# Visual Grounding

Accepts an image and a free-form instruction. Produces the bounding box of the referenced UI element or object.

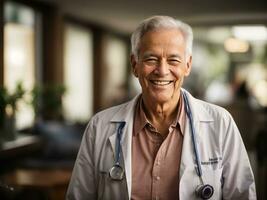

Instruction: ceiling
[35,0,267,34]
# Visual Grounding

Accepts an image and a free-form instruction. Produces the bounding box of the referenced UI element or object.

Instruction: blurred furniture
[21,120,84,169]
[3,169,72,200]
[0,134,43,199]
[0,121,85,200]
[0,134,42,160]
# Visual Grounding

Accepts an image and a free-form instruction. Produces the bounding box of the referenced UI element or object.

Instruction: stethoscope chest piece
[109,164,124,181]
[109,122,126,181]
[195,184,214,199]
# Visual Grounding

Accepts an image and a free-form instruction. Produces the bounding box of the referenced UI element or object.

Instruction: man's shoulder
[90,95,139,124]
[196,97,228,112]
[191,95,233,121]
[95,101,131,117]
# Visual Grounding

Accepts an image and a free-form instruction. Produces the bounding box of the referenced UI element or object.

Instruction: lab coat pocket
[179,167,223,200]
[98,171,108,200]
[97,170,128,200]
[202,167,223,200]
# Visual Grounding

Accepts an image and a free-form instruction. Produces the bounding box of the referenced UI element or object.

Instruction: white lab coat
[66,90,256,200]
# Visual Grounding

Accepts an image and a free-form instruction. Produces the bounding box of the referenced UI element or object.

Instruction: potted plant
[31,84,66,122]
[0,87,7,131]
[0,82,25,141]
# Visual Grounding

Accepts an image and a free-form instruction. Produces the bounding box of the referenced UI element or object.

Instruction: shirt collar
[172,93,186,135]
[133,97,149,136]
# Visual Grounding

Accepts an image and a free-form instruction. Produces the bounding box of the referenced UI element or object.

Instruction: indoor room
[0,0,266,199]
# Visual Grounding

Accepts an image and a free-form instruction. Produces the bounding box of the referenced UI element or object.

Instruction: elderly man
[66,16,256,200]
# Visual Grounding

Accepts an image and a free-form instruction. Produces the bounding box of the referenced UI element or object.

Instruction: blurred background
[0,0,266,199]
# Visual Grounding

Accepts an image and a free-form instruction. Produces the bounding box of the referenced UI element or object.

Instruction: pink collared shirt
[131,94,186,200]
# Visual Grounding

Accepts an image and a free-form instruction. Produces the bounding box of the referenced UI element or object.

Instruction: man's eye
[168,59,180,65]
[144,58,158,64]
[146,58,157,61]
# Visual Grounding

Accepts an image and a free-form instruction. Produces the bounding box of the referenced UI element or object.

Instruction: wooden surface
[4,169,71,187]
[3,169,72,200]
[0,134,72,200]
[0,134,42,160]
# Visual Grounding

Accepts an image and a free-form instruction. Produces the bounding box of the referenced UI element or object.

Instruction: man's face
[131,28,192,104]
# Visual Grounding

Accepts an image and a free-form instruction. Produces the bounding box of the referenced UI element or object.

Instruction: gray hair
[131,15,193,60]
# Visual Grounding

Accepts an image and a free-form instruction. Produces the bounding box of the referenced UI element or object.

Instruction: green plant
[0,87,7,127]
[31,85,42,116]
[0,82,25,128]
[31,84,66,120]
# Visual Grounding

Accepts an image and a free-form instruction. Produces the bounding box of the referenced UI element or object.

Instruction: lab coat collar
[182,89,214,123]
[109,89,215,123]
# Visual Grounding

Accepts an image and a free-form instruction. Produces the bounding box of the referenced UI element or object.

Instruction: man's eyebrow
[142,52,157,58]
[168,54,182,59]
[141,52,182,59]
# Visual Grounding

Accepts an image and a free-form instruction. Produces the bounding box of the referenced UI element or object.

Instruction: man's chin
[150,94,173,104]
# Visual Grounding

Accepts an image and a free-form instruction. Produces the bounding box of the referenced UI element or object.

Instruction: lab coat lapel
[108,120,133,198]
[108,130,117,160]
[180,112,196,177]
[121,120,134,199]
[109,95,140,199]
[179,90,213,179]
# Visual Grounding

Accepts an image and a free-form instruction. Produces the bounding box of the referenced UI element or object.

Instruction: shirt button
[156,176,160,180]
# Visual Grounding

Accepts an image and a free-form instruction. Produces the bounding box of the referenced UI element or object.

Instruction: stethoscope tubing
[115,122,126,165]
[182,92,203,178]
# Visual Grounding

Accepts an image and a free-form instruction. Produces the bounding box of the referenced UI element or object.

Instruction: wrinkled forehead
[138,29,186,54]
[141,28,185,42]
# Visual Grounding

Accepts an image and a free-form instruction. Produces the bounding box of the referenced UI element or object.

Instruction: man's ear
[131,54,138,77]
[185,55,192,76]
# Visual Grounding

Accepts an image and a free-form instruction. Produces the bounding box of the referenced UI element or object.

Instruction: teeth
[151,80,172,85]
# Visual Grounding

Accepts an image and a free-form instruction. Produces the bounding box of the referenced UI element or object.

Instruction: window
[189,25,267,106]
[102,34,128,108]
[4,2,38,129]
[63,23,93,122]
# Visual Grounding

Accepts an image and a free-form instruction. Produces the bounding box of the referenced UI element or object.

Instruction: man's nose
[155,60,169,75]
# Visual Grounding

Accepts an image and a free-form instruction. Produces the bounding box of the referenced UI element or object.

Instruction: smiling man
[66,16,256,200]
[131,25,192,137]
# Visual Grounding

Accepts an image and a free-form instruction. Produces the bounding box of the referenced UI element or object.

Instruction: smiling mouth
[150,80,173,86]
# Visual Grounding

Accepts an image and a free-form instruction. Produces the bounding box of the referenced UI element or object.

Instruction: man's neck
[141,93,180,136]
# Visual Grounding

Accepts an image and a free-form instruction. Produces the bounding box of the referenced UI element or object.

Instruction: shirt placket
[151,132,165,200]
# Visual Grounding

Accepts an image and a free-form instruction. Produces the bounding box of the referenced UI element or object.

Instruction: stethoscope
[109,92,214,199]
[109,121,126,181]
[182,92,214,199]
